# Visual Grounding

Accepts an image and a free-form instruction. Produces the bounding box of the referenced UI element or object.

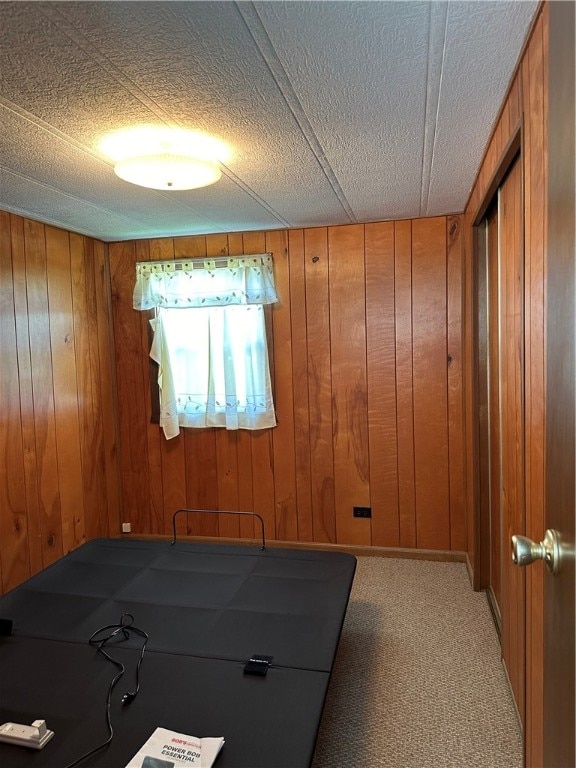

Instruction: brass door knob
[511,529,561,575]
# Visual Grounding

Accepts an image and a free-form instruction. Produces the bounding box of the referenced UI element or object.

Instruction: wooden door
[499,157,525,720]
[477,201,503,631]
[541,1,575,764]
[542,220,575,763]
[477,154,525,720]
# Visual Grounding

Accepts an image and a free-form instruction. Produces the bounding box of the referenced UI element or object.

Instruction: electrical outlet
[353,506,372,518]
[122,522,132,533]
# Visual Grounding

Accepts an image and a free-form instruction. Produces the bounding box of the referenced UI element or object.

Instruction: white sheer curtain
[133,255,278,309]
[133,255,278,439]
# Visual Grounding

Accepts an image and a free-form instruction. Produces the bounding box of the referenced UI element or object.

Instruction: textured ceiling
[0,1,538,242]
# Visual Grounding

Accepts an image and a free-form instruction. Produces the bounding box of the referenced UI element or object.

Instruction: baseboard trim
[465,552,475,586]
[486,586,502,641]
[118,533,467,563]
[500,657,523,731]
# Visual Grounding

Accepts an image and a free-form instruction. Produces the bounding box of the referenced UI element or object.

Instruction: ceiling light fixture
[114,153,221,191]
[99,126,230,191]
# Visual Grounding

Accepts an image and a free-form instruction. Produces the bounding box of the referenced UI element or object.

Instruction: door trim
[473,124,522,227]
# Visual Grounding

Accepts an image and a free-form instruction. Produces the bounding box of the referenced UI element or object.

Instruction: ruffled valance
[133,254,278,310]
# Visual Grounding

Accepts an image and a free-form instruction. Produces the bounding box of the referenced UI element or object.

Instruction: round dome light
[114,153,222,190]
[100,126,230,191]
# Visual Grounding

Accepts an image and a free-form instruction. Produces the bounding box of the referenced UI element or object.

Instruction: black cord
[62,613,149,768]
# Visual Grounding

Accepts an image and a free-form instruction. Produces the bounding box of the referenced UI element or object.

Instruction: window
[133,255,278,439]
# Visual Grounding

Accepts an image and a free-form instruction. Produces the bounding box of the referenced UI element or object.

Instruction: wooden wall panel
[0,214,120,593]
[25,218,63,567]
[268,229,297,542]
[136,239,163,536]
[108,215,464,551]
[9,216,44,577]
[85,237,111,541]
[110,240,150,531]
[94,240,121,539]
[446,216,466,550]
[214,429,240,536]
[288,229,313,542]
[46,226,85,551]
[71,233,104,543]
[412,217,450,549]
[0,211,30,592]
[304,227,335,543]
[462,209,476,574]
[394,220,417,548]
[184,428,219,536]
[365,221,399,546]
[328,224,371,546]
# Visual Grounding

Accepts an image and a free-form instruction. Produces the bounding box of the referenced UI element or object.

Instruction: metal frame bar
[170,508,266,550]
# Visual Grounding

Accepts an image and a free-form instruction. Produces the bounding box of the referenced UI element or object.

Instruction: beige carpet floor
[311,557,522,768]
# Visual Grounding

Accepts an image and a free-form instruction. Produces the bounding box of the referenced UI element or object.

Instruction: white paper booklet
[125,727,225,768]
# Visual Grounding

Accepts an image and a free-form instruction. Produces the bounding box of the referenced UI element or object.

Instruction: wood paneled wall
[109,216,466,551]
[462,5,548,764]
[0,212,120,593]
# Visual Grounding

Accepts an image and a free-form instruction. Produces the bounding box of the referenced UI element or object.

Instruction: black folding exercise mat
[0,537,356,767]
